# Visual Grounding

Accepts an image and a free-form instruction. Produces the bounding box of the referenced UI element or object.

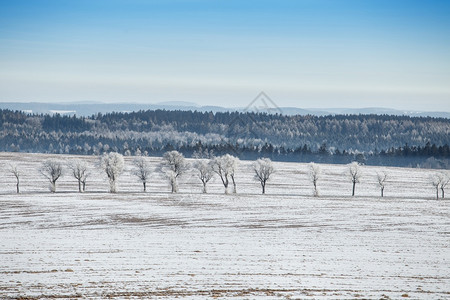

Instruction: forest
[0,109,449,168]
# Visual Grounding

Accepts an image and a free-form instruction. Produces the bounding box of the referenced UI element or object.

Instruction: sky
[0,0,449,111]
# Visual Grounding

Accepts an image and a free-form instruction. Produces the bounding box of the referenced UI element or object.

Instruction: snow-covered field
[0,152,449,299]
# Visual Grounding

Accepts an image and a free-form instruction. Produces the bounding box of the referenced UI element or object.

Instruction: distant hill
[0,101,449,119]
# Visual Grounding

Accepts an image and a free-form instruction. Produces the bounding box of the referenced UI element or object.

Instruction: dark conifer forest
[1,109,449,168]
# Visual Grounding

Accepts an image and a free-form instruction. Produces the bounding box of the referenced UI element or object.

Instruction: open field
[0,152,449,299]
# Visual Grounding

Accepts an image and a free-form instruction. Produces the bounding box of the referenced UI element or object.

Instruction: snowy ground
[0,152,449,299]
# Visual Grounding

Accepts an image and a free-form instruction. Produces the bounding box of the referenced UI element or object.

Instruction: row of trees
[6,151,449,199]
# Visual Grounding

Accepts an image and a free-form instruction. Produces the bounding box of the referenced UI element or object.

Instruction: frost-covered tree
[253,158,275,194]
[100,152,124,193]
[431,172,449,199]
[161,150,189,193]
[193,159,214,193]
[9,164,20,194]
[40,159,63,193]
[132,156,152,192]
[376,171,387,197]
[348,161,361,196]
[430,173,443,200]
[308,162,321,197]
[192,148,214,159]
[68,159,89,193]
[212,154,239,194]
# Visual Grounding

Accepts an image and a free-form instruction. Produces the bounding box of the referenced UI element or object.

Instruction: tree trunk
[78,180,82,193]
[110,180,116,193]
[441,187,445,199]
[381,187,384,197]
[50,181,56,193]
[436,188,439,200]
[261,182,265,194]
[82,181,86,192]
[171,178,178,193]
[231,175,236,194]
[352,181,356,196]
[221,176,228,194]
[143,182,146,192]
[16,178,19,194]
[202,182,207,193]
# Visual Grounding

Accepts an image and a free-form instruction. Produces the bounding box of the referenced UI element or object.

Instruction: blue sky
[0,0,449,111]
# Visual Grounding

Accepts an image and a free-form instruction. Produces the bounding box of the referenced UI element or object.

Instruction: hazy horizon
[0,98,449,112]
[1,0,449,111]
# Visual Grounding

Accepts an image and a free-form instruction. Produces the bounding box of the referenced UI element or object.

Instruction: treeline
[1,109,449,168]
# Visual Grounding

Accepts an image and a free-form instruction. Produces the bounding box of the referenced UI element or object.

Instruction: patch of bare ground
[109,214,189,226]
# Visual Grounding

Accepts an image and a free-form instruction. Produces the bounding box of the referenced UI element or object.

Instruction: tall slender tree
[377,171,387,197]
[348,162,361,196]
[308,162,321,197]
[9,164,20,194]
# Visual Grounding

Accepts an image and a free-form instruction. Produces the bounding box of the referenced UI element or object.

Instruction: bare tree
[254,158,275,194]
[68,159,89,193]
[193,159,214,193]
[348,161,361,196]
[212,154,239,194]
[376,171,387,197]
[308,162,321,197]
[132,157,152,192]
[9,164,20,194]
[40,159,63,193]
[161,150,189,193]
[100,152,124,193]
[430,173,442,200]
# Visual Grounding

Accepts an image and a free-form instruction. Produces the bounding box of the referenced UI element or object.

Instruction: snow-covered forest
[1,109,449,168]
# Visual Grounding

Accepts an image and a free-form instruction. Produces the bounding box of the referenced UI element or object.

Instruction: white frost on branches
[193,159,214,193]
[161,150,189,193]
[100,152,124,193]
[68,159,89,193]
[253,158,275,194]
[430,172,449,199]
[212,154,239,194]
[376,171,387,197]
[132,157,152,192]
